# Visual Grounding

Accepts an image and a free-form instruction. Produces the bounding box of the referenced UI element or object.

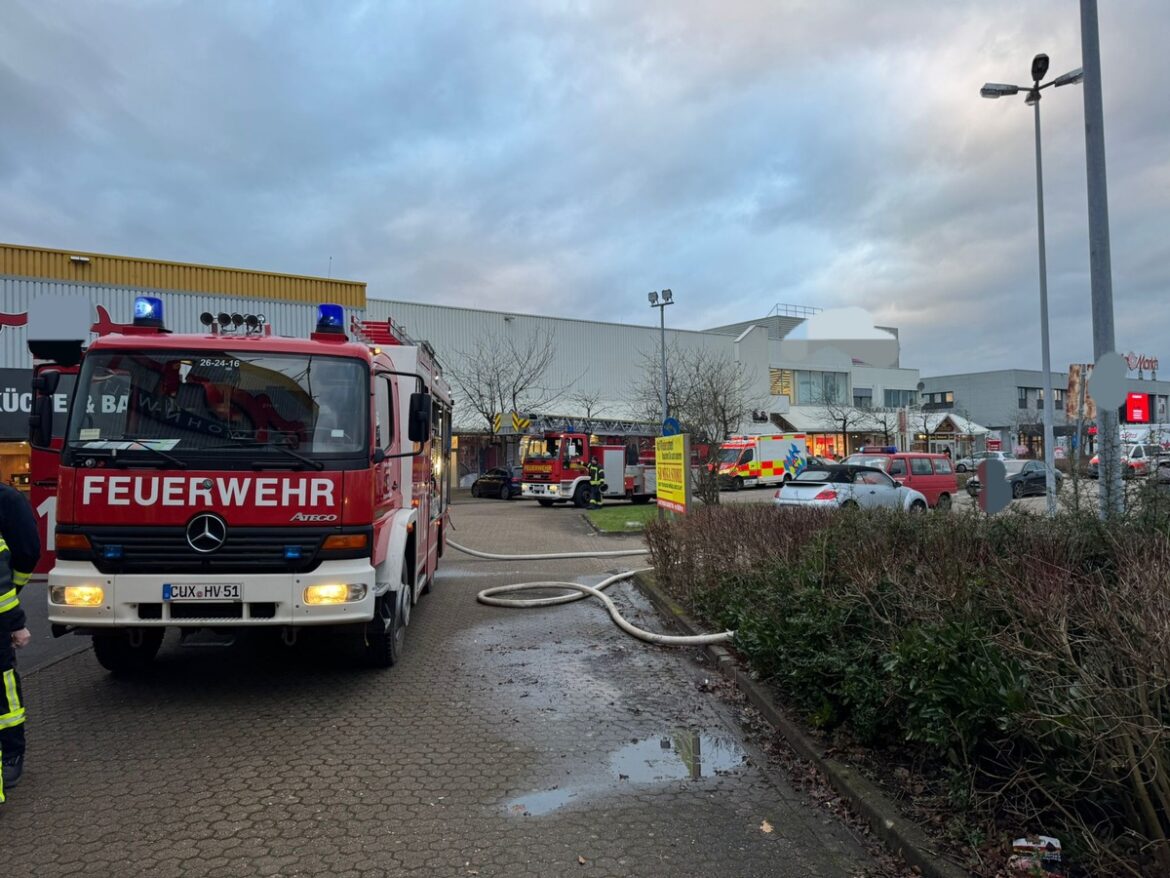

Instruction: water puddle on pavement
[611,732,746,782]
[505,731,747,816]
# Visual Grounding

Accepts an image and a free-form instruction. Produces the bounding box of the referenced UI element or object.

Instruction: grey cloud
[1,0,1167,377]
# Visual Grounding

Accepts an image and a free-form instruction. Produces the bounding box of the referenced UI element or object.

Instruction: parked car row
[965,459,1063,499]
[841,450,957,510]
[773,465,929,511]
[1088,443,1167,478]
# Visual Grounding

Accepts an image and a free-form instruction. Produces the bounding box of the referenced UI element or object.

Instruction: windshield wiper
[204,437,325,471]
[74,439,189,469]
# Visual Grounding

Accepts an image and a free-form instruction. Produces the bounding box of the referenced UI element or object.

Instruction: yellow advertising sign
[655,434,690,514]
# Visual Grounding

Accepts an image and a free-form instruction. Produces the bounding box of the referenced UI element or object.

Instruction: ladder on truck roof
[349,316,441,365]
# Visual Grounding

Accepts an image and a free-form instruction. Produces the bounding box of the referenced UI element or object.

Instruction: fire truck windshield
[527,436,584,462]
[64,350,369,464]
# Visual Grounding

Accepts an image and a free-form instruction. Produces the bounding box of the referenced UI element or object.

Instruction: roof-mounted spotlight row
[200,311,267,335]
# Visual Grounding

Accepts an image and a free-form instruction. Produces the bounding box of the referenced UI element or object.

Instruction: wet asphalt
[3,493,873,877]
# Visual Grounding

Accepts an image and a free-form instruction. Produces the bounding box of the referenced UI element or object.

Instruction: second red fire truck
[520,432,656,507]
[28,296,452,671]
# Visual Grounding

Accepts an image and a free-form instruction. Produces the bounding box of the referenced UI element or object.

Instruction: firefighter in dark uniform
[0,482,40,803]
[587,456,604,508]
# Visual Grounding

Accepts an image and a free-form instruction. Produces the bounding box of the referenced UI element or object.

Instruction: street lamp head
[980,83,1020,99]
[1025,87,1040,106]
[648,291,658,305]
[1053,67,1084,87]
[1031,53,1050,83]
[661,288,672,303]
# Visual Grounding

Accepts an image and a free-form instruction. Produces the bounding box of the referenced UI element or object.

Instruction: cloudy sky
[2,1,1167,376]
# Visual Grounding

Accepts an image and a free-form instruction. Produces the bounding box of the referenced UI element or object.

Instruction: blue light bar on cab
[316,303,345,334]
[133,295,165,327]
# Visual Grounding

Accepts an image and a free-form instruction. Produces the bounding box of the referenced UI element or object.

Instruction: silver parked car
[773,465,930,511]
[954,450,1013,473]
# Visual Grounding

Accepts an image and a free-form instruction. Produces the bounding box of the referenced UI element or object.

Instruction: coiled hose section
[447,540,734,646]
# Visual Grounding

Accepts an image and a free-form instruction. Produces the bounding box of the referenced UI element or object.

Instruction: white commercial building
[366,299,924,467]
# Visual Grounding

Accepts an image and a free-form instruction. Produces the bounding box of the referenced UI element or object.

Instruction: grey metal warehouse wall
[0,278,365,369]
[365,298,732,427]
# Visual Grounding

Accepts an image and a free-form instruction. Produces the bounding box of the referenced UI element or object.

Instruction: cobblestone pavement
[3,494,874,878]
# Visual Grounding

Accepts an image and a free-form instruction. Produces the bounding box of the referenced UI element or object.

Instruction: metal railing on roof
[767,303,823,319]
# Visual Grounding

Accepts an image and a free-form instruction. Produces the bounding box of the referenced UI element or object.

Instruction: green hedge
[645,505,1170,876]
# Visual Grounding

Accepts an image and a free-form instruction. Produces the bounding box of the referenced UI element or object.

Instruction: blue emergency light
[316,303,345,333]
[133,295,165,327]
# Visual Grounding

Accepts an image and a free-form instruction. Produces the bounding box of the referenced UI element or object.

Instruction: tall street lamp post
[648,289,674,423]
[982,55,1084,517]
[649,289,673,521]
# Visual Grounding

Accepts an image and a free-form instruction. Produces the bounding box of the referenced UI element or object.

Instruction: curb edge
[633,571,970,878]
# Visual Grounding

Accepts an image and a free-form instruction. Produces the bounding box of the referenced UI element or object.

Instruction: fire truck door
[30,365,77,578]
[602,449,624,496]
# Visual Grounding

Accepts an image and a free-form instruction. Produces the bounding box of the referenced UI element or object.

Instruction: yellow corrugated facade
[0,242,365,308]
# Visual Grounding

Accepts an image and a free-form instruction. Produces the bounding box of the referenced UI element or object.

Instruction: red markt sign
[1127,392,1151,424]
[986,438,1002,451]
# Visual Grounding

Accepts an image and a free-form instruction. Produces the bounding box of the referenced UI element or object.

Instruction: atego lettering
[81,475,336,508]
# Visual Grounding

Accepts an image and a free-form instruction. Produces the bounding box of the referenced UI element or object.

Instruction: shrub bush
[648,505,1170,876]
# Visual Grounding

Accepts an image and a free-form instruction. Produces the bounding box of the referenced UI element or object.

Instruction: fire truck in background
[521,432,656,507]
[714,433,809,490]
[27,294,452,672]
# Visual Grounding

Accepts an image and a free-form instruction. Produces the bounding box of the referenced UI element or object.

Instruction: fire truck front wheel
[573,483,590,508]
[92,628,165,675]
[360,581,407,668]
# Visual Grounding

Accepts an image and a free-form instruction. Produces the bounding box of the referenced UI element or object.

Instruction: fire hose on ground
[445,540,735,647]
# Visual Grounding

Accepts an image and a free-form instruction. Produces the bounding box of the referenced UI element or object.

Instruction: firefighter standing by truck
[0,482,40,803]
[587,456,604,508]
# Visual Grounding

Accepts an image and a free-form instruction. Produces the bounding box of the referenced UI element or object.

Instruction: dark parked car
[966,459,1063,500]
[470,466,522,500]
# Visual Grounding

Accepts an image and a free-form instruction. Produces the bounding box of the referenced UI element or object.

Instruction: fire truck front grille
[81,526,336,575]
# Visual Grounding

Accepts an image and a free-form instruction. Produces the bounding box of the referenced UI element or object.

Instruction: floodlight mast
[979,54,1086,517]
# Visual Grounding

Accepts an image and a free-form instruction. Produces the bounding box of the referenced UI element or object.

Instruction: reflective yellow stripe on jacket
[0,588,18,615]
[0,668,24,730]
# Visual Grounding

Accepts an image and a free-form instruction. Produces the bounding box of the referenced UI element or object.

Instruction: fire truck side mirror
[408,392,433,444]
[29,395,54,449]
[34,370,61,396]
[29,369,62,449]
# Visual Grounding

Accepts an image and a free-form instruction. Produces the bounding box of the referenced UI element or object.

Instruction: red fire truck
[27,295,452,671]
[521,432,656,507]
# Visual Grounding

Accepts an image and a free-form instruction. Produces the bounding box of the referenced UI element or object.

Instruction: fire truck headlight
[303,583,367,605]
[548,485,558,494]
[51,585,105,607]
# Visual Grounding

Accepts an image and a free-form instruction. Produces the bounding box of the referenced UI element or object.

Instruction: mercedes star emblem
[186,513,228,554]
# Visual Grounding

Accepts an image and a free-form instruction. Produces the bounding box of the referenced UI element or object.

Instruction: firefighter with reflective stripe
[587,456,603,508]
[0,483,40,803]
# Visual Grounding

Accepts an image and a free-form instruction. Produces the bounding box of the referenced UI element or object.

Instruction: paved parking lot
[4,494,875,878]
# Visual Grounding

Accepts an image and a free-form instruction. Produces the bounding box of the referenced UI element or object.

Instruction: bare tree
[448,326,569,433]
[811,395,870,457]
[867,408,900,445]
[569,389,605,434]
[629,342,761,505]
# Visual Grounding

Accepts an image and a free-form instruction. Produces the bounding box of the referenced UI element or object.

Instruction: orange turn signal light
[322,534,368,551]
[56,533,92,551]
